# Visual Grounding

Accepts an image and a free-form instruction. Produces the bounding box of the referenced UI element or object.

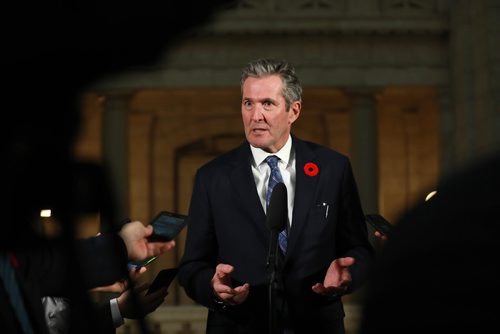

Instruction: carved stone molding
[233,0,347,13]
[204,0,449,34]
[382,0,438,15]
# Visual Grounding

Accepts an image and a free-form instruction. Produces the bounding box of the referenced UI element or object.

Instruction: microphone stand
[266,182,287,334]
[266,229,281,334]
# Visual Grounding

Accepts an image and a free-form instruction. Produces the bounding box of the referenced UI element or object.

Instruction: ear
[288,101,301,124]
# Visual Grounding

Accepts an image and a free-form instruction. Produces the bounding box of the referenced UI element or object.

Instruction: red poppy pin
[8,253,18,268]
[304,162,319,177]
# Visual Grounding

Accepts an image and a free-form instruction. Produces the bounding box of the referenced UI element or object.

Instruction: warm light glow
[425,191,437,201]
[40,209,52,217]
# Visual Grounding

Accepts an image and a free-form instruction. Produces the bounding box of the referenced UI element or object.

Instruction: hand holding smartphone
[148,211,188,242]
[365,214,393,236]
[126,211,187,269]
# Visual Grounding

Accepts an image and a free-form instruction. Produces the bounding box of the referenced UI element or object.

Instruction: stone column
[437,87,455,180]
[102,92,132,223]
[348,89,379,216]
[449,0,500,165]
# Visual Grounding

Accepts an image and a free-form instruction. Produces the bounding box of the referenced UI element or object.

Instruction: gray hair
[240,58,302,111]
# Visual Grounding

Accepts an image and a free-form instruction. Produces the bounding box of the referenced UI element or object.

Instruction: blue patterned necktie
[265,155,288,254]
[0,252,34,334]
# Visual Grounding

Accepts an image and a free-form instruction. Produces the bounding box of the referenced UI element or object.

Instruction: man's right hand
[211,263,250,305]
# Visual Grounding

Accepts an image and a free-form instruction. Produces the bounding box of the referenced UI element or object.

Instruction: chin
[248,139,266,149]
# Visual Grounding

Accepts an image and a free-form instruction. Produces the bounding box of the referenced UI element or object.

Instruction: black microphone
[266,182,287,257]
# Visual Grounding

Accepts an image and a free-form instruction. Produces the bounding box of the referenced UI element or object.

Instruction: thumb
[144,225,153,237]
[338,257,355,267]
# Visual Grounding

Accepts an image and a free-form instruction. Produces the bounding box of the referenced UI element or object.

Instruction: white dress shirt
[249,135,296,228]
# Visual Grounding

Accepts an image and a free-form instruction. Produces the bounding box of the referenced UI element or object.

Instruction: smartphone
[146,267,178,295]
[148,211,188,242]
[365,214,393,236]
[127,255,158,271]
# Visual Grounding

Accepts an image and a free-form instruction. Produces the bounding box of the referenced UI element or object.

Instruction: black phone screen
[149,211,188,241]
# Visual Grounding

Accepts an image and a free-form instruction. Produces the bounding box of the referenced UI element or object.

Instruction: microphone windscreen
[266,182,288,231]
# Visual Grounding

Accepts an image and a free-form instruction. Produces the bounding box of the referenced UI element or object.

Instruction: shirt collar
[250,135,292,168]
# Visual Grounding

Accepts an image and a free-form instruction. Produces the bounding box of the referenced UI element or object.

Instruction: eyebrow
[242,97,278,104]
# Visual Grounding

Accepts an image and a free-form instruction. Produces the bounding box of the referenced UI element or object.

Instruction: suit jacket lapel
[229,143,269,239]
[286,137,319,259]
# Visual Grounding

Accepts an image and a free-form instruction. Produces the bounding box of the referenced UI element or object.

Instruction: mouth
[250,128,268,134]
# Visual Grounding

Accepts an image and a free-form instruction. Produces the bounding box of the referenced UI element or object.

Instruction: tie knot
[265,155,279,168]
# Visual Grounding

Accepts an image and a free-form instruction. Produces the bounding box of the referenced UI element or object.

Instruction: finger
[312,283,326,294]
[164,240,176,250]
[340,270,352,283]
[120,280,129,291]
[232,287,250,304]
[214,266,234,285]
[313,283,346,296]
[233,283,250,293]
[338,257,355,267]
[129,266,147,280]
[213,283,235,296]
[93,281,126,293]
[216,263,234,276]
[144,225,153,237]
[147,244,160,256]
[217,290,238,303]
[150,240,175,252]
[374,231,388,240]
[231,284,250,303]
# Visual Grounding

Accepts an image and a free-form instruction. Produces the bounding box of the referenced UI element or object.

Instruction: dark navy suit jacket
[179,135,374,333]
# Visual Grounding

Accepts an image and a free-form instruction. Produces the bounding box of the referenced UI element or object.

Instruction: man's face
[241,75,300,153]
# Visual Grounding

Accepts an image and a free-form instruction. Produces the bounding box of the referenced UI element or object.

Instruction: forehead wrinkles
[242,76,284,102]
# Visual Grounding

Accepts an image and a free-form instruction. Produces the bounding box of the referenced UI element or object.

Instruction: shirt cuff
[110,298,125,327]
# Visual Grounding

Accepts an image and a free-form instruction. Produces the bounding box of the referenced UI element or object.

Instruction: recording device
[148,211,188,242]
[365,214,393,236]
[146,267,178,295]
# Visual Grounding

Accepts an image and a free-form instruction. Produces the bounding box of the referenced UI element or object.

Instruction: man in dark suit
[178,58,375,333]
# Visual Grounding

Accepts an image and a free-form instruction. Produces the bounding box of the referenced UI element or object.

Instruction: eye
[262,100,275,110]
[242,100,253,109]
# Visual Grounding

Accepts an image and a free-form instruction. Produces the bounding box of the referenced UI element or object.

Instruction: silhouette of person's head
[360,152,500,333]
[3,1,236,248]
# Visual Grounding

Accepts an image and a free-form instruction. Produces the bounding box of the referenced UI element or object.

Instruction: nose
[251,105,264,122]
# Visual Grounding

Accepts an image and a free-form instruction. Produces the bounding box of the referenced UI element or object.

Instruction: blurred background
[52,0,498,332]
